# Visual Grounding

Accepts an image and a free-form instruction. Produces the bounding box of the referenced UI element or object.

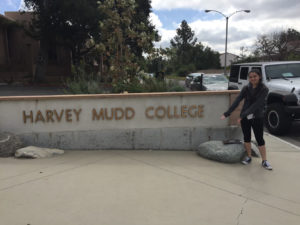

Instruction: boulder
[197,140,245,163]
[15,146,64,159]
[0,132,23,157]
[251,141,261,158]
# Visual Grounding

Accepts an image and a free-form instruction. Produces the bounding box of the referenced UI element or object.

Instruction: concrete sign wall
[0,91,241,150]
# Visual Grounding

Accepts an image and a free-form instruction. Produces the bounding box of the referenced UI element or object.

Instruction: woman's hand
[220,114,226,120]
[237,118,242,124]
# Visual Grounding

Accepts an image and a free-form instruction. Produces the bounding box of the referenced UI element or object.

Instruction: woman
[221,69,272,170]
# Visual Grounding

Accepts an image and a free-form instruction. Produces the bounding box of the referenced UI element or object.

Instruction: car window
[265,63,300,79]
[251,67,262,74]
[212,75,228,82]
[203,75,227,84]
[203,76,211,84]
[240,67,249,80]
[229,65,240,82]
[194,76,202,82]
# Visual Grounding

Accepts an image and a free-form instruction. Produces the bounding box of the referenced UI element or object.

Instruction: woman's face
[248,72,260,86]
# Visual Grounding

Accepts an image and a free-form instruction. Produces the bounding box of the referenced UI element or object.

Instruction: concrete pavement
[0,134,300,225]
[272,121,300,148]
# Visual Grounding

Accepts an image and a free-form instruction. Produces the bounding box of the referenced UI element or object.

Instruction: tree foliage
[147,20,220,77]
[23,0,158,83]
[255,28,300,61]
[90,0,159,85]
[23,0,103,81]
[170,20,197,66]
[24,0,102,63]
[130,0,160,57]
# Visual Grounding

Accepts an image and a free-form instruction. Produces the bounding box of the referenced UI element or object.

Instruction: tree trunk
[34,40,49,83]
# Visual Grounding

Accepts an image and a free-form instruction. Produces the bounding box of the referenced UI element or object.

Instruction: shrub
[64,63,103,94]
[64,75,104,94]
[113,77,185,93]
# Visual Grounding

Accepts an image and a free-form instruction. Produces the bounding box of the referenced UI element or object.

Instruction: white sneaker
[262,160,273,170]
[241,156,252,165]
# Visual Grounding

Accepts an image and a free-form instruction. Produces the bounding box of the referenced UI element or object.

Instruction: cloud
[151,0,300,55]
[152,0,300,19]
[150,12,176,48]
[6,0,17,7]
[150,13,163,29]
[19,0,25,10]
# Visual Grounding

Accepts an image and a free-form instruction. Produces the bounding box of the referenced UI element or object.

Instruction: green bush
[64,75,104,94]
[112,77,185,93]
[167,81,185,92]
[64,61,107,94]
[65,63,185,94]
[112,79,144,93]
[64,64,104,94]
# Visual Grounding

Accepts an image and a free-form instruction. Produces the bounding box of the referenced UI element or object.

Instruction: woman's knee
[257,139,265,146]
[243,136,251,143]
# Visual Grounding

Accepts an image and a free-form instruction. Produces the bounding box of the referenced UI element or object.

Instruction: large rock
[197,140,245,163]
[251,141,261,158]
[0,132,23,157]
[15,146,64,159]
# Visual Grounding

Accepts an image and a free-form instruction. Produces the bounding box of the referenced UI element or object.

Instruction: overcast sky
[150,0,300,55]
[1,0,300,55]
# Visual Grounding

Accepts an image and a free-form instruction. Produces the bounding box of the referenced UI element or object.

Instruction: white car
[185,73,204,88]
[190,74,228,91]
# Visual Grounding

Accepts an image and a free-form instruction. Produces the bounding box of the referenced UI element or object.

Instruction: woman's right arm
[223,86,246,117]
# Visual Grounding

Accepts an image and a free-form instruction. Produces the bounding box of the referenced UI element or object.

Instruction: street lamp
[205,9,250,75]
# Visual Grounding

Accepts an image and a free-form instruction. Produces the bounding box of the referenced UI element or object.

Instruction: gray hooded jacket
[224,83,269,119]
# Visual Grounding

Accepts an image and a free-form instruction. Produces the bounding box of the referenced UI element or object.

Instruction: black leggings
[241,117,265,146]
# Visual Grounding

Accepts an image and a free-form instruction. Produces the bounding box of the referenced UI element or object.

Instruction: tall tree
[170,20,197,66]
[191,43,220,70]
[129,0,160,57]
[170,20,197,49]
[23,0,102,81]
[166,20,220,75]
[95,0,158,84]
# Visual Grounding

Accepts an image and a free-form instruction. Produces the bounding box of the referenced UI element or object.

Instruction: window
[240,67,249,80]
[194,76,202,82]
[251,67,262,74]
[229,65,240,82]
[265,63,300,79]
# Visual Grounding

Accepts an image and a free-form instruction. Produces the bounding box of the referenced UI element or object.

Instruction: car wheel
[265,103,292,135]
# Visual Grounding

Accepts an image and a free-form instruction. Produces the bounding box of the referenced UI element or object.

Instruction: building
[219,53,239,68]
[0,12,71,84]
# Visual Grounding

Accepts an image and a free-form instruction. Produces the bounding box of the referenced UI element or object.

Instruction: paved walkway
[0,134,300,225]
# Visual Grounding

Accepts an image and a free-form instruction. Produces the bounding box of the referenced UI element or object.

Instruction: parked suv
[228,61,300,135]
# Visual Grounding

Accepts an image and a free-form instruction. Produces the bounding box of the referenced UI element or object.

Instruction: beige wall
[0,92,235,134]
[0,91,242,150]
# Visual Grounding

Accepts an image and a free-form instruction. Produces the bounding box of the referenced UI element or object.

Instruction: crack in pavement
[237,198,248,225]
